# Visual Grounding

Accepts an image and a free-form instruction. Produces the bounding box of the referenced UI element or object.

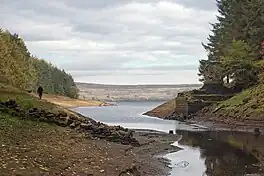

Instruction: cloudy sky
[1,0,218,85]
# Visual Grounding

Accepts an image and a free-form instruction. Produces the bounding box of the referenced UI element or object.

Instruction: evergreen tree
[0,29,79,98]
[199,0,264,89]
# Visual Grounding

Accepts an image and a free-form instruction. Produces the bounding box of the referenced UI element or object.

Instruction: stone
[254,128,261,136]
[69,122,76,128]
[46,112,56,119]
[80,123,93,130]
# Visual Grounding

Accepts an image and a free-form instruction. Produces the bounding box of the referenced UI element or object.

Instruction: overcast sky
[1,0,218,85]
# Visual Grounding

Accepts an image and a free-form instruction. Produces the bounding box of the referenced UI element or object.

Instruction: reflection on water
[73,101,263,176]
[168,130,263,176]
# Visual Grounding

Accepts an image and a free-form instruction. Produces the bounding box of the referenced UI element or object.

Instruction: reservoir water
[73,101,263,176]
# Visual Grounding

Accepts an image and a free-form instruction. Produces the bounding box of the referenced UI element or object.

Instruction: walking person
[37,86,43,99]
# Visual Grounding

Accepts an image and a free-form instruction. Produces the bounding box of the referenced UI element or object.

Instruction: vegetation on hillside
[0,29,78,98]
[0,82,58,111]
[198,0,264,90]
[198,84,264,122]
[194,0,264,122]
[146,0,264,121]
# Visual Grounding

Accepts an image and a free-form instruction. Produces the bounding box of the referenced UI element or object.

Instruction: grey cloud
[73,23,119,36]
[1,0,216,84]
[71,71,166,77]
[63,0,216,11]
[65,63,198,73]
[174,0,216,11]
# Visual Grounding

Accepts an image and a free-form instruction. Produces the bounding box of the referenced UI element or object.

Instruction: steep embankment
[146,83,264,131]
[197,85,264,126]
[143,99,175,118]
[143,90,226,119]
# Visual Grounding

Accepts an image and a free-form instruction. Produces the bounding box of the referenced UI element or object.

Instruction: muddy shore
[0,125,181,176]
[0,99,181,176]
[188,117,264,134]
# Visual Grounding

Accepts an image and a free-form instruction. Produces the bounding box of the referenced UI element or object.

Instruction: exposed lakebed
[73,101,263,176]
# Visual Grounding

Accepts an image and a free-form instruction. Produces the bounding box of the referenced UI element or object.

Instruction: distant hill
[76,82,202,102]
[76,82,202,88]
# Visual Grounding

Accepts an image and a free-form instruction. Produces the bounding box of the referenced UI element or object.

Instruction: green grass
[211,84,264,120]
[193,94,229,97]
[219,88,253,108]
[0,83,57,140]
[218,85,264,109]
[0,113,53,130]
[0,113,55,144]
[0,83,58,112]
[144,98,176,118]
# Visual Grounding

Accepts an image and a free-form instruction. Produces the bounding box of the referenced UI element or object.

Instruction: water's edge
[72,102,263,176]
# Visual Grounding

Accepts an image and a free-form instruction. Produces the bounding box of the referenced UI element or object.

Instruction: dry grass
[36,93,110,108]
[144,99,175,118]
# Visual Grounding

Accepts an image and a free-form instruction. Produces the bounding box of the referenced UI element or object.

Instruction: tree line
[199,0,264,90]
[0,29,79,98]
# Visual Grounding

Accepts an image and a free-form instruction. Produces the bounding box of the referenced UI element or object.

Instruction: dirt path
[33,93,112,108]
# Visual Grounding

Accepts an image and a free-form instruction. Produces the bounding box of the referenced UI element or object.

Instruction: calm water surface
[73,101,263,176]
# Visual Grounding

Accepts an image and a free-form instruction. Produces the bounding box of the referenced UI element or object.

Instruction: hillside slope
[145,84,264,130]
[0,84,180,175]
[77,82,202,102]
[143,99,175,118]
[197,85,264,125]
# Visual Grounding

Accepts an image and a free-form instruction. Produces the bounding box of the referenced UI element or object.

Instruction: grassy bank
[198,84,264,124]
[143,99,175,118]
[145,84,264,127]
[0,82,110,110]
[0,83,57,112]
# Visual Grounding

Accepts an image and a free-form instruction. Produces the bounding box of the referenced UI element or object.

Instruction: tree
[220,40,258,88]
[0,30,36,89]
[198,0,264,90]
[0,29,79,98]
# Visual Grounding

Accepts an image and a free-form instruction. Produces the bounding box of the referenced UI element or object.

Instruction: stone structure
[174,97,188,117]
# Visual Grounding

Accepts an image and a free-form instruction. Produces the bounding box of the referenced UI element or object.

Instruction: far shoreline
[32,93,114,108]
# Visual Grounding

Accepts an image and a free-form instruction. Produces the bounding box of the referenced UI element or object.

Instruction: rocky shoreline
[188,117,264,135]
[0,99,181,176]
[0,99,140,146]
[144,83,264,136]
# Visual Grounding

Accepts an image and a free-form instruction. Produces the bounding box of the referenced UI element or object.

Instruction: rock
[57,111,68,117]
[254,128,261,136]
[119,165,140,176]
[46,112,56,119]
[27,108,41,118]
[53,116,70,127]
[70,122,76,128]
[0,99,140,146]
[6,100,18,108]
[131,140,140,147]
[80,123,93,130]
